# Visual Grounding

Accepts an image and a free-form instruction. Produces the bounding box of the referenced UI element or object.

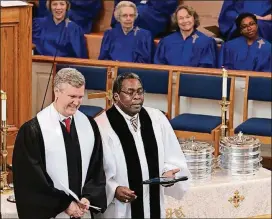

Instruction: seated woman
[33,0,88,58]
[218,13,271,72]
[154,5,217,68]
[98,1,153,63]
[218,0,272,42]
[34,0,101,34]
[111,0,178,37]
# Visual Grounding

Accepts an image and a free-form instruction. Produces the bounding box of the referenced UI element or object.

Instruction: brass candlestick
[219,68,230,138]
[1,90,12,194]
[219,97,230,138]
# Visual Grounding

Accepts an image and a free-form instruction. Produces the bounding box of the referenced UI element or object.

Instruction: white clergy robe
[95,106,191,218]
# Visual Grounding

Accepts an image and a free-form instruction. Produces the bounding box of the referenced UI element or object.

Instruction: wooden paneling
[0,5,32,163]
[93,0,114,32]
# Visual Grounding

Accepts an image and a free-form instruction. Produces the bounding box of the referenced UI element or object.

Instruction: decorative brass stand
[219,68,230,138]
[1,90,12,194]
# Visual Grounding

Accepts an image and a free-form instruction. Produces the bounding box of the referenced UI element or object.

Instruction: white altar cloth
[165,167,271,218]
[1,168,271,218]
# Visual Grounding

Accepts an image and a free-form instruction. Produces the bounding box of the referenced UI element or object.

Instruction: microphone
[40,18,67,111]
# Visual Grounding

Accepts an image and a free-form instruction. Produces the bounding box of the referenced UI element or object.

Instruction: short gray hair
[114,1,138,22]
[54,68,85,90]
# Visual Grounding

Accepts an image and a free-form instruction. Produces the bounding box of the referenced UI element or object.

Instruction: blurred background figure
[32,0,88,58]
[98,1,154,63]
[68,0,102,34]
[111,0,178,37]
[33,0,102,34]
[218,13,271,72]
[218,0,272,42]
[154,5,217,68]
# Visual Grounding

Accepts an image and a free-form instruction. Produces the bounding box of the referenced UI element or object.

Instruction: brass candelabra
[1,90,12,194]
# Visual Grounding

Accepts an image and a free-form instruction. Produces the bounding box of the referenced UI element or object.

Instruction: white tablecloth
[1,168,271,218]
[165,168,271,218]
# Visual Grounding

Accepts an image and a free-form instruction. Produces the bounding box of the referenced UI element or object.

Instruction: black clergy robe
[12,116,107,219]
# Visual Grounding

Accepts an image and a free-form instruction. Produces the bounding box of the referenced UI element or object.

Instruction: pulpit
[0,4,32,164]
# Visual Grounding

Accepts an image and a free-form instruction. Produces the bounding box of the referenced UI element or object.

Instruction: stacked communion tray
[179,138,215,180]
[219,132,262,176]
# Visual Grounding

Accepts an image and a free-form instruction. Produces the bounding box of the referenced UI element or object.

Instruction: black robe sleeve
[82,117,107,213]
[12,118,72,219]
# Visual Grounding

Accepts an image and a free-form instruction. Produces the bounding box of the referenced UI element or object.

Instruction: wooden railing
[32,55,272,78]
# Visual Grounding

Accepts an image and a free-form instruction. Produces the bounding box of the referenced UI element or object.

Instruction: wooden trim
[167,70,173,119]
[87,92,107,99]
[106,66,114,109]
[32,56,272,78]
[174,130,212,141]
[243,76,250,122]
[248,214,272,218]
[228,76,235,129]
[174,72,181,117]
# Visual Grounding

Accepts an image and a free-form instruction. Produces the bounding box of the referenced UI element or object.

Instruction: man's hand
[162,168,180,187]
[162,168,180,178]
[65,201,84,218]
[78,197,90,213]
[115,186,137,203]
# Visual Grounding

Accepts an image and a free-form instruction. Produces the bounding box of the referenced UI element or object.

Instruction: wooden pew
[32,56,271,165]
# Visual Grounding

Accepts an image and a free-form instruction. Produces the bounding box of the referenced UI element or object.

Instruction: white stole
[37,103,95,195]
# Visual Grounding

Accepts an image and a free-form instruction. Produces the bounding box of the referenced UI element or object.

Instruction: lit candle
[1,90,7,122]
[222,68,228,98]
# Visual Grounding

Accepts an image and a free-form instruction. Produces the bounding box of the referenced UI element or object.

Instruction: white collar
[114,104,138,122]
[52,104,73,122]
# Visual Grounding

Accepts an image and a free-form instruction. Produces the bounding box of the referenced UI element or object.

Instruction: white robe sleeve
[101,135,119,206]
[158,111,192,199]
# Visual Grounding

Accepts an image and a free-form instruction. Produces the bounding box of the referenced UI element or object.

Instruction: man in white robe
[12,68,107,219]
[95,72,191,218]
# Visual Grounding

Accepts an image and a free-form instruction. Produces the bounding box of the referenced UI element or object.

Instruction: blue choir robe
[36,0,49,18]
[218,0,272,42]
[111,0,178,37]
[33,15,88,58]
[98,24,154,63]
[154,30,217,68]
[68,0,102,34]
[218,36,271,72]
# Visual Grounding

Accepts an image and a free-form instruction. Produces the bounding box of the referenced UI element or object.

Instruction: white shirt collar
[51,104,73,122]
[114,104,138,122]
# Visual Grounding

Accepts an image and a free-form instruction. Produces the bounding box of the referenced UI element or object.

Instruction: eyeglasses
[120,88,144,98]
[120,14,136,19]
[240,22,256,31]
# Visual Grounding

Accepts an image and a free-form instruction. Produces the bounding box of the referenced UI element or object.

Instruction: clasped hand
[65,198,90,218]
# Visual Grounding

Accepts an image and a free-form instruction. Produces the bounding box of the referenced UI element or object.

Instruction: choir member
[218,13,271,72]
[218,0,272,42]
[98,1,154,63]
[32,0,88,58]
[154,5,217,68]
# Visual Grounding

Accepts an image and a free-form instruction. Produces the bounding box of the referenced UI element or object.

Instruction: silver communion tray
[219,132,262,175]
[179,138,215,180]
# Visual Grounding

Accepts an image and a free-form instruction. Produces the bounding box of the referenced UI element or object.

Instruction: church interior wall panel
[1,5,32,164]
[32,62,53,116]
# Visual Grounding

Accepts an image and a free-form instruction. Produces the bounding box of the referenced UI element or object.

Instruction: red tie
[63,117,71,133]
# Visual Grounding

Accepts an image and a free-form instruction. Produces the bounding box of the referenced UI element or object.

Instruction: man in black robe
[12,68,107,219]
